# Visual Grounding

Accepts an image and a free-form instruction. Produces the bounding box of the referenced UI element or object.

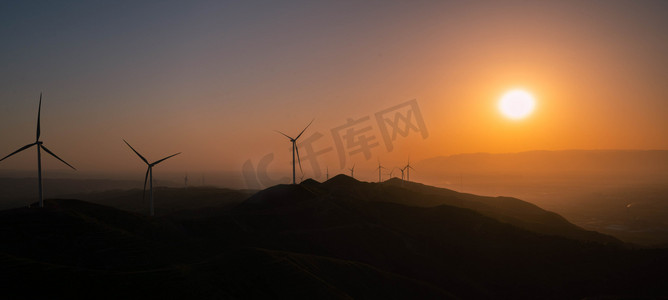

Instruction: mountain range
[1,175,667,299]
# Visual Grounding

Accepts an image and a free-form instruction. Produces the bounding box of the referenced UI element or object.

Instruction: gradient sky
[1,1,668,184]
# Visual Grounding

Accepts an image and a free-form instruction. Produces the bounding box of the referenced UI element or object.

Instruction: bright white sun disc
[498,90,535,119]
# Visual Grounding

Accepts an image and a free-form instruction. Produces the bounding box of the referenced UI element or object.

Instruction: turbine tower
[276,119,313,184]
[124,139,180,217]
[375,159,386,182]
[405,158,415,182]
[348,163,355,179]
[399,166,406,180]
[0,93,76,208]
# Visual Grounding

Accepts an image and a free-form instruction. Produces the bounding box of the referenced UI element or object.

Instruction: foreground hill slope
[0,198,453,299]
[377,177,621,244]
[230,176,667,298]
[1,178,667,299]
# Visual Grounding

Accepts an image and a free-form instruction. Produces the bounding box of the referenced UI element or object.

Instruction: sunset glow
[0,1,667,185]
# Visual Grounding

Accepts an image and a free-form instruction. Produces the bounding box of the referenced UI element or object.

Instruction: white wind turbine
[0,93,76,208]
[123,139,180,217]
[276,119,313,184]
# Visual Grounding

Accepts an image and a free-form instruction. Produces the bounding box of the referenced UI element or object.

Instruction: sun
[498,89,535,120]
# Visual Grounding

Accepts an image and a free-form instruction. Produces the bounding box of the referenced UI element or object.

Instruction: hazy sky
[2,1,668,183]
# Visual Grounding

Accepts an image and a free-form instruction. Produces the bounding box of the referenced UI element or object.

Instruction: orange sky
[1,1,667,185]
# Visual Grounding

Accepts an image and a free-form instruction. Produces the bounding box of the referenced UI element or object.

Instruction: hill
[413,150,668,246]
[378,177,621,244]
[64,186,254,217]
[1,178,668,299]
[228,177,668,298]
[0,198,453,299]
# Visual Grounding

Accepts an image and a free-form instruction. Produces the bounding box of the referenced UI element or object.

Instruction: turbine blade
[0,143,37,162]
[143,167,149,200]
[36,93,42,141]
[40,145,76,170]
[123,139,149,165]
[274,130,293,140]
[152,152,181,166]
[295,144,303,176]
[295,119,314,140]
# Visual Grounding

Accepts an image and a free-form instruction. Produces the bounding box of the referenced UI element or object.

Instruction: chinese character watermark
[375,99,429,152]
[242,99,429,189]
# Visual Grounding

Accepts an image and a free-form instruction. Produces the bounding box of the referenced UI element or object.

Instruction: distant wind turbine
[348,163,355,178]
[405,157,415,182]
[123,139,180,217]
[326,166,329,180]
[0,93,76,208]
[386,167,396,179]
[375,159,386,182]
[399,166,406,181]
[276,119,313,184]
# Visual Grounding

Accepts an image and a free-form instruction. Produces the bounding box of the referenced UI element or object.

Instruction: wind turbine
[276,119,313,184]
[348,163,355,178]
[375,159,386,182]
[386,167,396,179]
[123,139,180,217]
[399,166,406,180]
[326,166,329,180]
[0,93,76,208]
[405,157,415,182]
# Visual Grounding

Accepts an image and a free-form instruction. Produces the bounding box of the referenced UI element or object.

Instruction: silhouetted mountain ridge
[2,178,667,299]
[64,186,253,218]
[227,176,668,298]
[379,178,619,244]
